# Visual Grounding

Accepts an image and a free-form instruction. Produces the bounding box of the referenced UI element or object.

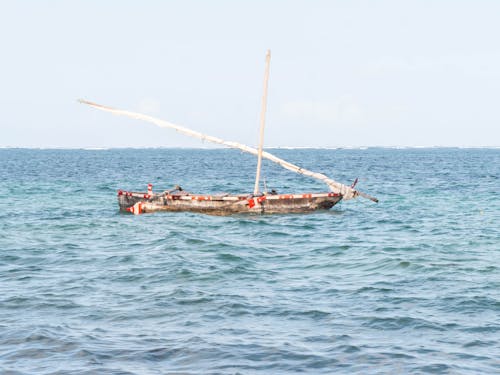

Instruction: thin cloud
[280,96,365,125]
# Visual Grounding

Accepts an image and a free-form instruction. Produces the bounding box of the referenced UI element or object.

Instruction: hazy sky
[1,0,499,148]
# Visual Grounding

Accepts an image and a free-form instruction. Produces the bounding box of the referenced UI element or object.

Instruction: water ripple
[0,148,499,374]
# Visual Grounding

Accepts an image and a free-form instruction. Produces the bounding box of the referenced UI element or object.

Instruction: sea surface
[0,148,498,374]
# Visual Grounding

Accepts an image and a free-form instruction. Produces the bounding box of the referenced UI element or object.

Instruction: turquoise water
[0,148,498,374]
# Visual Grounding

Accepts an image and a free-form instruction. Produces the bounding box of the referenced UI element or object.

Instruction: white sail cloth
[79,99,368,201]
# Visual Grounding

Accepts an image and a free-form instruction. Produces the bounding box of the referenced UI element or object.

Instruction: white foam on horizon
[0,145,498,150]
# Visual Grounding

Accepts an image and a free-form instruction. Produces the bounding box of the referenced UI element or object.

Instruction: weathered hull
[118,190,342,215]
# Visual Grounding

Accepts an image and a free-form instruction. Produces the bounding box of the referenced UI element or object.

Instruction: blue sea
[0,148,498,374]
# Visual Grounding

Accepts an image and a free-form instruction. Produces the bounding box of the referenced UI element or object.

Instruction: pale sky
[1,0,499,148]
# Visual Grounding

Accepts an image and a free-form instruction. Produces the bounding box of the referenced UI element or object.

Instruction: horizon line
[1,145,499,150]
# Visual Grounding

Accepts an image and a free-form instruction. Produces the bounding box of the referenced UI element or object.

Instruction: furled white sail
[78,99,378,202]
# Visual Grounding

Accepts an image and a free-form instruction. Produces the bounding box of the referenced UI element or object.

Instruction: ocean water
[0,148,498,374]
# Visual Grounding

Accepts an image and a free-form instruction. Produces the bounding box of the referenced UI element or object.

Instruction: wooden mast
[253,49,271,195]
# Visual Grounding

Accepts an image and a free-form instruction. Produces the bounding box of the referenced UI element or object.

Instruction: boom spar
[78,99,378,202]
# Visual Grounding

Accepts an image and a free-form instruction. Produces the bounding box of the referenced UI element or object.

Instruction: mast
[253,49,271,195]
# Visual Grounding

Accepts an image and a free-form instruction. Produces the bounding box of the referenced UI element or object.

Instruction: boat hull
[118,190,342,215]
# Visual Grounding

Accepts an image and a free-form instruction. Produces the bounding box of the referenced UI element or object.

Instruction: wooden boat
[80,50,377,215]
[118,186,343,215]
